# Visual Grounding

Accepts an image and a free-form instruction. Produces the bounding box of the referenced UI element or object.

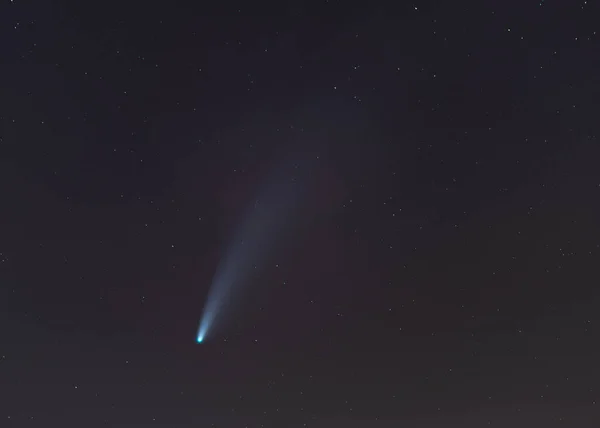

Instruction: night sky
[2,1,600,426]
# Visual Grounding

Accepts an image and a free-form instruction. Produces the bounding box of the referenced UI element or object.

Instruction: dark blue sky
[1,1,600,426]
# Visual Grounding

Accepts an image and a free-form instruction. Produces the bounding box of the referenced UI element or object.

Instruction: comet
[196,144,319,343]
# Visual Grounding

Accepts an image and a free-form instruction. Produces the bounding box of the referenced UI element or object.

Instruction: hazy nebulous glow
[196,146,319,343]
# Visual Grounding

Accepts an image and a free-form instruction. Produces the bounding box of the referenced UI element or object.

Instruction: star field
[1,1,600,427]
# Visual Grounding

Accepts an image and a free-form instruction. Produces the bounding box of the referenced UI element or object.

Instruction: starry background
[1,1,600,426]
